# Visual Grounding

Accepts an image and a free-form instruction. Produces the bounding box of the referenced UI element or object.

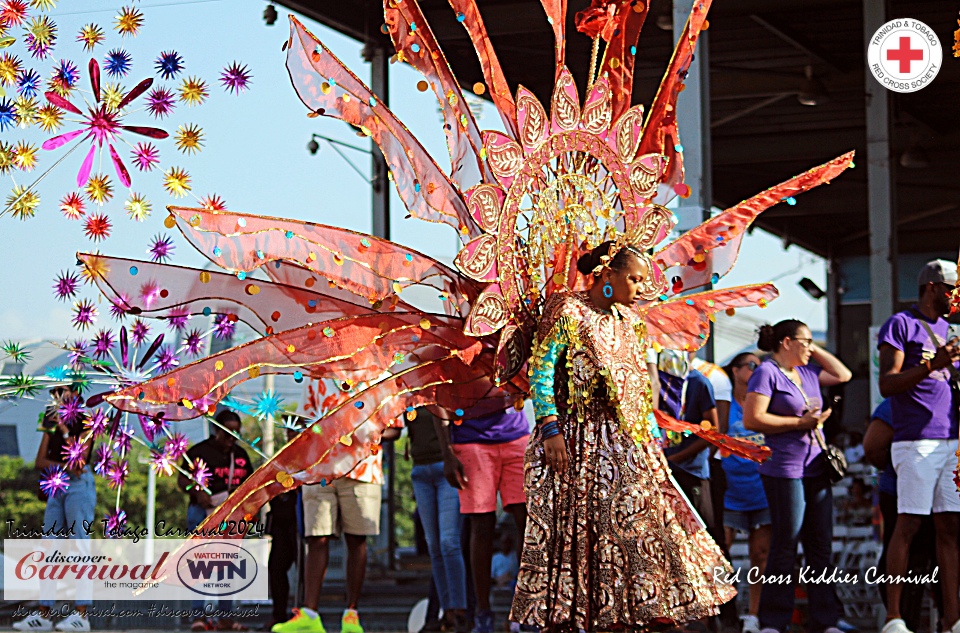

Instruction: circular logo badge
[867,18,942,93]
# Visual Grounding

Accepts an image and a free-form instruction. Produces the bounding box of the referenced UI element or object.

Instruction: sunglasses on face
[789,337,813,348]
[737,361,759,370]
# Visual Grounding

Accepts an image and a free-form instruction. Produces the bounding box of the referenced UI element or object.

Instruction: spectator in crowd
[842,432,865,466]
[179,409,252,632]
[721,353,770,633]
[14,385,95,633]
[839,478,873,527]
[409,407,468,633]
[864,399,941,633]
[743,319,852,633]
[273,422,401,633]
[658,349,719,539]
[437,408,530,633]
[691,353,738,633]
[878,260,960,633]
[490,529,519,590]
[264,425,304,631]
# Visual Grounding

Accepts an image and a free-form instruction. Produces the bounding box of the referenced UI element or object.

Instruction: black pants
[709,459,739,627]
[268,525,300,622]
[877,491,942,632]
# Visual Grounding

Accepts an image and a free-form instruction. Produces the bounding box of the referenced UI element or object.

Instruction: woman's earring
[603,282,613,298]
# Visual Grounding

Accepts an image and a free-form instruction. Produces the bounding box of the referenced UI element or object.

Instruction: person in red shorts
[436,409,531,633]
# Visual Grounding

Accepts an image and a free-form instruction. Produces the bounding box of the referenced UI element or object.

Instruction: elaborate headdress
[3,0,855,545]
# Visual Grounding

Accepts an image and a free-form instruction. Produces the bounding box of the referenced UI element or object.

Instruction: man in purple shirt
[878,260,960,633]
[436,408,531,633]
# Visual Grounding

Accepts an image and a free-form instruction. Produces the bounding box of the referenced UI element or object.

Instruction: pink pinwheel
[40,465,70,498]
[92,327,115,359]
[112,426,133,456]
[106,459,127,489]
[53,269,80,301]
[164,432,189,461]
[62,437,87,470]
[130,318,150,345]
[92,444,112,475]
[41,59,167,190]
[150,449,175,475]
[164,305,190,331]
[190,458,210,490]
[212,313,235,340]
[67,338,89,366]
[85,408,109,437]
[104,509,126,534]
[58,395,84,425]
[183,328,204,356]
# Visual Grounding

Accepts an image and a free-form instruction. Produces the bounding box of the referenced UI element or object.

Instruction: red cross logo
[886,36,924,73]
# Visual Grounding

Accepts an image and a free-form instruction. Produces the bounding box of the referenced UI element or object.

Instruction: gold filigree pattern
[454,234,498,281]
[518,89,548,152]
[486,136,524,183]
[551,71,581,131]
[614,105,644,163]
[581,81,612,135]
[465,288,509,335]
[466,184,503,233]
[630,155,663,199]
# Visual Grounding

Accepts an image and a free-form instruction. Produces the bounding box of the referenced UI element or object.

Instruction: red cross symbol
[886,36,924,73]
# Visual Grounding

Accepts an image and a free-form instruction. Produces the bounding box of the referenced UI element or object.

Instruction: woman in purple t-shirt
[742,319,852,633]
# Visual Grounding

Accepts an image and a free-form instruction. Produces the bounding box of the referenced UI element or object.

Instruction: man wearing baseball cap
[878,259,960,633]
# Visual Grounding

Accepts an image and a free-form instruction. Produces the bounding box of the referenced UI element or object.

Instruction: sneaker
[13,614,53,631]
[271,609,326,633]
[55,613,90,632]
[824,628,845,633]
[473,610,494,633]
[420,618,444,633]
[881,620,913,633]
[453,613,470,633]
[341,609,364,633]
[944,619,960,633]
[741,616,760,633]
[509,624,520,633]
[758,628,780,633]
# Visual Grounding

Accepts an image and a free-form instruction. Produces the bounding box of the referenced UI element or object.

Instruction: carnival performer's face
[606,254,648,305]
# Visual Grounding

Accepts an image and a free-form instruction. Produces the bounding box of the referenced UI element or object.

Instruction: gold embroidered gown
[509,292,735,632]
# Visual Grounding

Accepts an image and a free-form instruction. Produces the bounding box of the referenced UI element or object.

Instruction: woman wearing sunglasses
[742,320,852,633]
[720,352,769,633]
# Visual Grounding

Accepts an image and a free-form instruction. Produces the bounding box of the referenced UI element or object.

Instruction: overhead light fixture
[799,277,826,300]
[263,3,277,26]
[656,14,673,31]
[307,139,319,155]
[899,146,929,169]
[797,65,829,107]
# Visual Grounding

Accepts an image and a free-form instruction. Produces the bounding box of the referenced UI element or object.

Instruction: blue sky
[0,0,825,364]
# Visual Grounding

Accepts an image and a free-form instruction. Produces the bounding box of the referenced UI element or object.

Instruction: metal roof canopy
[278,0,960,259]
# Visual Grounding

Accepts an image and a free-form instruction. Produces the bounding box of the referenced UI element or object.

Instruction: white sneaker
[944,618,960,633]
[881,619,913,633]
[13,614,53,631]
[824,628,845,633]
[741,616,760,633]
[759,628,780,633]
[55,613,90,632]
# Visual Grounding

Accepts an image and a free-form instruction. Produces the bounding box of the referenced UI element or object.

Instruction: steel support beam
[864,0,896,325]
[673,0,714,361]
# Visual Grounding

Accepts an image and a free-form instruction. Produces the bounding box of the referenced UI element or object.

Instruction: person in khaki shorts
[272,425,401,633]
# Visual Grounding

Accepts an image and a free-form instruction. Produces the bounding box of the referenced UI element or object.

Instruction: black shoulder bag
[811,425,848,484]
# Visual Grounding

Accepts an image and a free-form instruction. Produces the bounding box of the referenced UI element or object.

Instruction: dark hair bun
[757,324,777,352]
[576,251,596,275]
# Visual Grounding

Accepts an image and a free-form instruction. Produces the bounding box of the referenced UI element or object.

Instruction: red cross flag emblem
[868,19,942,93]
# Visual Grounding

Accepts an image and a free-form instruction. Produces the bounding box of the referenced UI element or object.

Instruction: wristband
[540,420,560,439]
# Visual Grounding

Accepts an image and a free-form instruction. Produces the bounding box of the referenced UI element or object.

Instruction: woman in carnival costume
[510,241,736,633]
